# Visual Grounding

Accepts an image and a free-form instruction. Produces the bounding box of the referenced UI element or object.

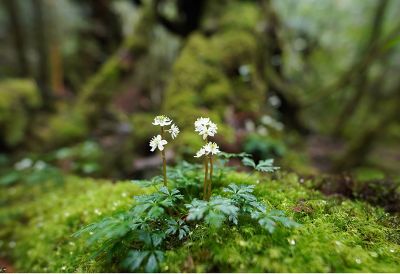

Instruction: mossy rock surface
[1,171,399,272]
[163,1,266,154]
[0,79,41,147]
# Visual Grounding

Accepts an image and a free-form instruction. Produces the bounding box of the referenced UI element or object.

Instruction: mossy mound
[0,79,41,147]
[1,171,399,272]
[163,1,266,154]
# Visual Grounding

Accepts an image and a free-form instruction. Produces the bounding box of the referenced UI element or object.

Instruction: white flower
[149,135,168,152]
[167,124,180,139]
[194,117,218,140]
[194,142,220,158]
[152,115,172,127]
[206,122,217,137]
[194,148,206,158]
[204,142,220,155]
[14,158,33,170]
[194,117,210,129]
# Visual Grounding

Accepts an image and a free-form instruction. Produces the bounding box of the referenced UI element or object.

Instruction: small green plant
[150,115,180,186]
[73,185,187,272]
[74,117,299,272]
[74,164,299,272]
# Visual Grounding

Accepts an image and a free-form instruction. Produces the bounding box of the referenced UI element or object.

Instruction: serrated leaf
[219,152,251,159]
[242,157,256,168]
[258,217,276,233]
[255,159,280,173]
[186,197,239,228]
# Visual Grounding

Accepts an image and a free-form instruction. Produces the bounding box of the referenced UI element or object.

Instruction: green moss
[46,110,89,145]
[0,176,150,272]
[218,2,261,31]
[353,167,386,182]
[1,171,399,272]
[162,172,400,272]
[0,79,41,147]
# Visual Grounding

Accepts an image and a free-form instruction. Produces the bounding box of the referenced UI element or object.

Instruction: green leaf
[255,159,280,173]
[186,196,239,228]
[0,171,20,186]
[242,157,256,168]
[166,219,189,240]
[219,152,251,159]
[251,208,300,233]
[145,254,158,273]
[123,250,149,272]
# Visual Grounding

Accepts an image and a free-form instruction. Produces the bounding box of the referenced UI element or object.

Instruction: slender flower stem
[203,156,209,200]
[208,156,213,200]
[161,127,167,186]
[203,136,209,200]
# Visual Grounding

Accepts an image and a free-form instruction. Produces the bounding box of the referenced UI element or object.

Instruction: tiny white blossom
[206,122,217,137]
[204,142,220,155]
[194,142,220,158]
[34,160,46,171]
[194,117,218,140]
[194,148,206,158]
[152,115,172,127]
[14,158,33,170]
[168,124,180,139]
[194,117,210,129]
[149,135,168,152]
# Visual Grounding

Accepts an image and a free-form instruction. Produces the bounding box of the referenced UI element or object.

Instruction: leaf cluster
[186,183,299,233]
[74,186,189,272]
[242,158,280,172]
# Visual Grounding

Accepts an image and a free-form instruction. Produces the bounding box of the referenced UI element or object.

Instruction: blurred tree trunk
[333,103,399,171]
[49,43,64,96]
[333,77,400,171]
[332,0,391,136]
[32,0,52,108]
[47,0,65,96]
[72,0,123,58]
[155,0,206,37]
[259,0,310,135]
[4,0,30,77]
[77,4,156,123]
[87,0,122,54]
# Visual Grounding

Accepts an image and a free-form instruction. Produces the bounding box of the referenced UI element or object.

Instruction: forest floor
[0,258,14,273]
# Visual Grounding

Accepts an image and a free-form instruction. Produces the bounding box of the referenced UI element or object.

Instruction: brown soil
[0,258,15,273]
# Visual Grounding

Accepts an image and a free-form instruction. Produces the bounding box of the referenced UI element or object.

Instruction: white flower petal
[149,135,168,152]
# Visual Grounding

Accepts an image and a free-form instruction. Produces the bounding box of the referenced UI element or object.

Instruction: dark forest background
[1,0,400,180]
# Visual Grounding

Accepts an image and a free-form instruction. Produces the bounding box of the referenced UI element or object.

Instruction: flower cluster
[194,142,220,158]
[194,117,217,140]
[152,115,172,127]
[149,115,179,152]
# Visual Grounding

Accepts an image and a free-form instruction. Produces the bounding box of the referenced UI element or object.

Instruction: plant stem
[203,156,209,200]
[208,156,213,200]
[161,127,167,186]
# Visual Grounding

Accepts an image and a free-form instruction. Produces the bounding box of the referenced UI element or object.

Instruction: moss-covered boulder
[0,79,41,147]
[1,171,399,272]
[163,1,266,154]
